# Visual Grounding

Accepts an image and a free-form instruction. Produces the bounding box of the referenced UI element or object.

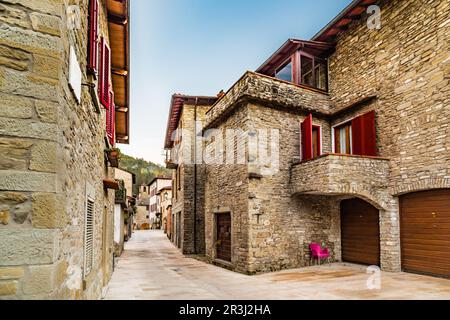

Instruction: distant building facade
[158,187,172,235]
[113,169,136,257]
[148,177,172,229]
[164,95,217,253]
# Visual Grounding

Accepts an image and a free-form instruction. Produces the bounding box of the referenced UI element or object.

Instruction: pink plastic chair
[309,243,330,265]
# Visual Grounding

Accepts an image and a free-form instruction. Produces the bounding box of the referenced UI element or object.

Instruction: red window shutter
[99,37,111,108]
[88,0,99,74]
[301,114,313,161]
[352,111,377,156]
[106,91,115,146]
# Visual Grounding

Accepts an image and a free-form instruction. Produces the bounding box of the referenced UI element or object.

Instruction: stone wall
[171,104,212,254]
[245,103,340,274]
[204,105,250,272]
[0,0,116,299]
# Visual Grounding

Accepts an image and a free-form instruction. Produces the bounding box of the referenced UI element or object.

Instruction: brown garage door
[216,213,231,262]
[341,198,380,266]
[400,189,450,278]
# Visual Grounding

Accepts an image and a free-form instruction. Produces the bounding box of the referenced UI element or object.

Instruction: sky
[120,0,353,165]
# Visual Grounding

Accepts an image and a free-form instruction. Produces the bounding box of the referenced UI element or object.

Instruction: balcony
[165,149,178,169]
[291,154,390,208]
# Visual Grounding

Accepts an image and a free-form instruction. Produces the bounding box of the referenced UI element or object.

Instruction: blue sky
[120,0,353,164]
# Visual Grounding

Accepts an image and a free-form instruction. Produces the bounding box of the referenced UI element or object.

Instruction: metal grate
[84,198,95,277]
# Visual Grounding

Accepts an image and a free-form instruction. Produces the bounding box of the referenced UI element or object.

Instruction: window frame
[298,51,328,91]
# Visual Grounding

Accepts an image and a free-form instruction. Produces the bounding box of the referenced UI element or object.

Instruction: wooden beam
[108,12,127,25]
[112,68,128,76]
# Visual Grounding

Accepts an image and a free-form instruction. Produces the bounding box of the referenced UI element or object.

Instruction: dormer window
[257,39,334,92]
[274,52,328,91]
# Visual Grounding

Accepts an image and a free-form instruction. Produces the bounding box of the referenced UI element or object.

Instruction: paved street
[105,230,450,300]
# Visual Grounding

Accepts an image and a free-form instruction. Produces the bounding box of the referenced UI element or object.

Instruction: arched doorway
[341,198,380,266]
[400,189,450,278]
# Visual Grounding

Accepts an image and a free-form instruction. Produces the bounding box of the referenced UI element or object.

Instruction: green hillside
[119,154,171,195]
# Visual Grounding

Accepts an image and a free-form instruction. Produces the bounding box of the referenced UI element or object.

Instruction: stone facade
[158,187,172,234]
[113,169,136,257]
[198,0,449,274]
[170,102,215,254]
[0,0,127,299]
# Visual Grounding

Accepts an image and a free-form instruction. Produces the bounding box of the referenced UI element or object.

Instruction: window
[334,123,352,154]
[312,126,321,158]
[333,111,377,156]
[275,60,293,82]
[271,51,328,91]
[301,56,314,87]
[315,61,327,91]
[84,185,95,278]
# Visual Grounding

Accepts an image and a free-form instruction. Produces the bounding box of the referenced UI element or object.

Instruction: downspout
[193,98,198,254]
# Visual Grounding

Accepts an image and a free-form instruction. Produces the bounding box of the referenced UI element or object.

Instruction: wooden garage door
[341,198,380,266]
[400,189,450,278]
[216,213,231,262]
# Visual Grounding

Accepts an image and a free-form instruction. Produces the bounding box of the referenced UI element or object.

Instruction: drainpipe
[193,98,198,254]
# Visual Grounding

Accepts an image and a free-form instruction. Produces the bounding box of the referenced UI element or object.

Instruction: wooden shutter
[88,0,99,74]
[352,111,377,156]
[84,198,94,277]
[301,114,313,161]
[106,90,115,145]
[99,37,111,108]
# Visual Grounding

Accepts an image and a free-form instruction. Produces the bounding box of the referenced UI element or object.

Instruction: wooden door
[176,212,181,248]
[341,198,380,266]
[400,189,450,278]
[216,213,231,262]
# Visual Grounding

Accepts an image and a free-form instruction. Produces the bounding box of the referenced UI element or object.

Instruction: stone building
[166,0,450,277]
[113,168,136,257]
[157,186,172,235]
[135,198,150,230]
[148,176,171,229]
[0,0,131,299]
[164,95,217,253]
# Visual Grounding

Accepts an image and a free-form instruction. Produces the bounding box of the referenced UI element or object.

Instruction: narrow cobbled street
[105,231,450,300]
